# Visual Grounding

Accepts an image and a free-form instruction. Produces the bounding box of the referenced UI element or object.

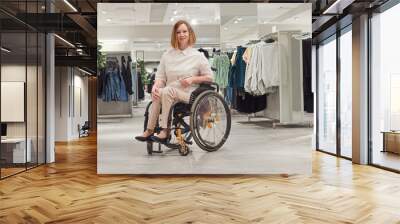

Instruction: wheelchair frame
[143,82,231,156]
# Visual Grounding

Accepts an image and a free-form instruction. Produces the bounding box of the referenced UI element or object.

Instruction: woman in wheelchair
[135,20,231,155]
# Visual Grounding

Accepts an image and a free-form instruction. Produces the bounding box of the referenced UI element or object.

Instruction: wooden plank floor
[1,135,400,223]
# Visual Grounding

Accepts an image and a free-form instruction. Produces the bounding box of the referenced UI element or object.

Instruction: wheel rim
[193,93,229,148]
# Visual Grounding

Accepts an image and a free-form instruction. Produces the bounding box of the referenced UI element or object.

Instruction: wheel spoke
[191,92,231,150]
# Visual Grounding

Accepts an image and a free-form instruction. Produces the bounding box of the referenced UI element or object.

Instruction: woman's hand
[180,77,194,88]
[151,85,161,101]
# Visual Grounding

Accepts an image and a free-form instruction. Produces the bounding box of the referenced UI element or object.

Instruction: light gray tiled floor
[98,101,313,174]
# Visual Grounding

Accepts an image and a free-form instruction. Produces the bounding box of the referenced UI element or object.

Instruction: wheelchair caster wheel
[147,142,153,155]
[178,145,190,156]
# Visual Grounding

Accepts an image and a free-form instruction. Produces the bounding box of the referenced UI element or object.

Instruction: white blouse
[155,47,213,92]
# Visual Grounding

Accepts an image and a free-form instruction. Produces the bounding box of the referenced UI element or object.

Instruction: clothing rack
[260,32,278,42]
[245,40,261,45]
[98,52,134,119]
[247,31,308,128]
[246,33,277,123]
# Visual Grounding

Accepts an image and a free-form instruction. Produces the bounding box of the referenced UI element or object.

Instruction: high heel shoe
[135,130,154,142]
[150,129,170,144]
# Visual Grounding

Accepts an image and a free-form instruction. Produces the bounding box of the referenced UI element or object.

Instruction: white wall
[2,63,46,164]
[55,67,70,141]
[55,67,89,141]
[1,65,27,138]
[72,73,89,138]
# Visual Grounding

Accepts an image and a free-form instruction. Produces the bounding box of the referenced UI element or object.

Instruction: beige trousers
[147,86,191,129]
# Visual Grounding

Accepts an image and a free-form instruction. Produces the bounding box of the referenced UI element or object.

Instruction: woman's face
[176,23,189,48]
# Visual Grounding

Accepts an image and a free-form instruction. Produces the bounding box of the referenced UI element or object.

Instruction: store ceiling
[97,3,311,52]
[97,3,309,27]
[97,3,221,26]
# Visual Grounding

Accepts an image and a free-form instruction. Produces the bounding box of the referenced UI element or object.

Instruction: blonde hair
[170,20,196,49]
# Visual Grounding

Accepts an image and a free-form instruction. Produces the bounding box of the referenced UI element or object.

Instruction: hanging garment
[242,47,252,64]
[123,56,133,95]
[245,42,279,95]
[225,64,234,107]
[230,51,237,65]
[212,54,230,88]
[97,68,105,97]
[229,46,247,89]
[244,45,258,94]
[259,42,279,93]
[147,72,156,94]
[227,64,235,106]
[101,58,129,102]
[131,62,138,101]
[118,71,129,102]
[102,66,119,101]
[137,71,145,100]
[236,89,267,113]
[120,56,129,95]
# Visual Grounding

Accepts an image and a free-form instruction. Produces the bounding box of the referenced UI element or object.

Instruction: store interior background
[97,3,314,174]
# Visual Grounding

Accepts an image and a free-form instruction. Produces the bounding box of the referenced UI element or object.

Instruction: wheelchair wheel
[190,91,231,152]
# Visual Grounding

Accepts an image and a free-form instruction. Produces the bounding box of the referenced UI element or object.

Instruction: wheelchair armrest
[200,82,219,92]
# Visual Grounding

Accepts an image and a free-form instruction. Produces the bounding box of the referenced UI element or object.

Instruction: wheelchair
[143,82,231,156]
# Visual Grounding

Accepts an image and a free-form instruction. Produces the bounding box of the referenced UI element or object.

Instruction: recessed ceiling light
[170,17,174,22]
[1,47,11,53]
[173,10,178,15]
[102,11,107,14]
[237,17,243,21]
[234,20,238,24]
[41,5,46,10]
[63,0,78,12]
[54,34,75,48]
[106,18,112,22]
[223,27,228,30]
[78,67,93,76]
[191,19,197,25]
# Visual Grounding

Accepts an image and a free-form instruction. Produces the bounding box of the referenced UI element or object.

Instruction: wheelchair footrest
[164,143,180,149]
[184,140,193,145]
